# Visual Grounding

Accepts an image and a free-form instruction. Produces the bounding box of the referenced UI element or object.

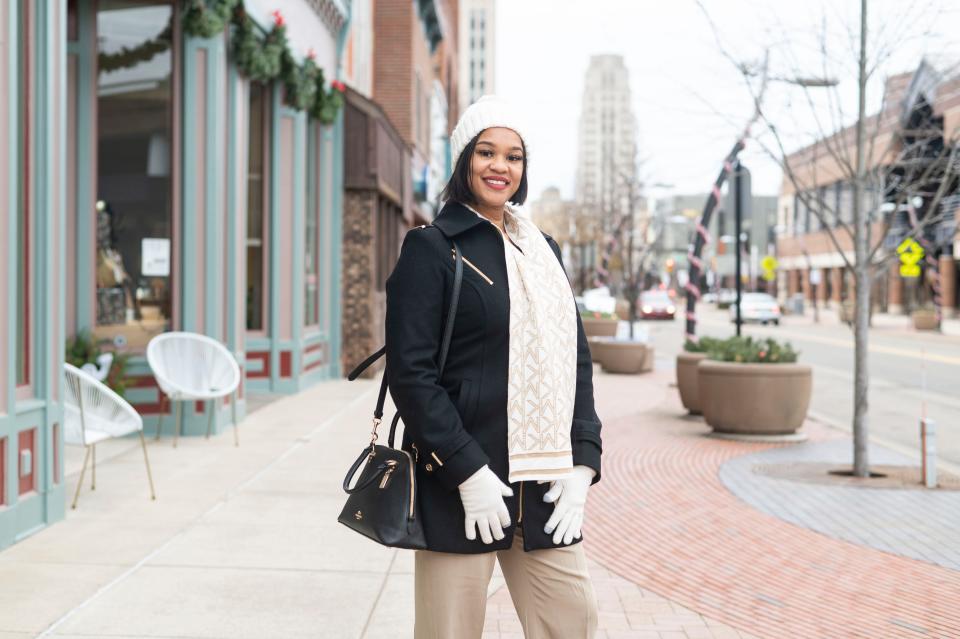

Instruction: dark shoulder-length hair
[440,131,529,205]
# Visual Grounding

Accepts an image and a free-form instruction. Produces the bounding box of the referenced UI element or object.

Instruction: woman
[385,95,602,638]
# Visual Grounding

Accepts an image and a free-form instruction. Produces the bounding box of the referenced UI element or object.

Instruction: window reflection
[95,0,174,349]
[247,81,268,331]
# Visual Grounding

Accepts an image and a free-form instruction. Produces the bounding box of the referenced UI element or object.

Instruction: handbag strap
[348,232,464,449]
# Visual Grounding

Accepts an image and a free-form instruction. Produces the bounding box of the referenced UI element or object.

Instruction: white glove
[458,465,514,544]
[543,465,596,545]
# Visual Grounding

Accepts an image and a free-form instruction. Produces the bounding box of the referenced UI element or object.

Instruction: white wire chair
[63,363,157,509]
[146,332,241,447]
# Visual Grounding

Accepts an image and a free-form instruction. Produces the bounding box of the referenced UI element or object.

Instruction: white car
[729,293,781,325]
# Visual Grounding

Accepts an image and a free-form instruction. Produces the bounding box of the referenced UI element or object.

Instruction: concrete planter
[588,338,649,374]
[587,337,607,367]
[581,317,619,337]
[912,309,939,331]
[676,352,707,414]
[698,360,812,435]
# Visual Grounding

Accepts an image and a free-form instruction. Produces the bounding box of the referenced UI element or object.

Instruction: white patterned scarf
[469,204,578,482]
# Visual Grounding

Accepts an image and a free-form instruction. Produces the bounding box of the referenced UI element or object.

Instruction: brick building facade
[777,63,960,316]
[340,0,461,375]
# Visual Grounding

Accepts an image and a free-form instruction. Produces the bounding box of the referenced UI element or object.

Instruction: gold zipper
[517,482,524,523]
[451,250,493,285]
[401,450,416,519]
[379,460,398,489]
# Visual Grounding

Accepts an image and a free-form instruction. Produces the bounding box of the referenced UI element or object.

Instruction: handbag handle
[342,447,391,494]
[348,233,464,451]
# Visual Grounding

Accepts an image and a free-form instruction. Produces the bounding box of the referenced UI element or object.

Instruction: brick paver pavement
[483,559,759,639]
[586,367,960,639]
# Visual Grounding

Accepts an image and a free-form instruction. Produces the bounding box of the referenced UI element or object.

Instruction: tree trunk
[852,0,870,477]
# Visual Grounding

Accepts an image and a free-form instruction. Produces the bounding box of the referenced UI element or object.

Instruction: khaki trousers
[414,530,598,638]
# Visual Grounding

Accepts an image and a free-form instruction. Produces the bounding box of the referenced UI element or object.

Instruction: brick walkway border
[585,370,960,639]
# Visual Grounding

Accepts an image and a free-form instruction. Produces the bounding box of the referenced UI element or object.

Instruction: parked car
[581,287,618,315]
[717,288,737,308]
[729,293,781,325]
[701,291,718,304]
[639,290,676,320]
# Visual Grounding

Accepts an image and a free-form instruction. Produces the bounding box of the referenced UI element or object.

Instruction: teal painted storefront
[0,0,68,550]
[1,0,350,550]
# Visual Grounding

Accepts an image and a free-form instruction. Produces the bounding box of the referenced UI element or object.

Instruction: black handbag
[338,235,464,549]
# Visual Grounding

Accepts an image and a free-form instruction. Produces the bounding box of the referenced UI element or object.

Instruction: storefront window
[304,122,319,326]
[16,0,30,386]
[95,0,174,349]
[246,82,269,331]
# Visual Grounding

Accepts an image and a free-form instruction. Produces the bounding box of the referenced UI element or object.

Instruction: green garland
[181,2,343,123]
[182,0,239,39]
[310,70,346,125]
[281,51,319,112]
[99,24,172,73]
[231,12,285,82]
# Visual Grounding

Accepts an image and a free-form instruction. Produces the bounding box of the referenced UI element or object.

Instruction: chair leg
[72,446,92,510]
[232,389,239,447]
[139,431,157,501]
[205,399,214,439]
[173,400,182,448]
[91,444,96,491]
[156,394,166,440]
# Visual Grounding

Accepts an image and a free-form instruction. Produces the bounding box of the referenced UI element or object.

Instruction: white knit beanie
[450,95,528,169]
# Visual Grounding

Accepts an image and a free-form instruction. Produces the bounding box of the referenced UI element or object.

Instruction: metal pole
[735,161,743,336]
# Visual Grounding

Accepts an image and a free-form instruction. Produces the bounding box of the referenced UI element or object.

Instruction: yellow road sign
[900,264,921,278]
[897,238,924,263]
[897,238,924,278]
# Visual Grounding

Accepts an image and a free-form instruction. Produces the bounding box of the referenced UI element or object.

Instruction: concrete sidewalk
[1,371,748,638]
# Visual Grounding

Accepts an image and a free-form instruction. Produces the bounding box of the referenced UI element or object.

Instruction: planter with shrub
[698,336,811,435]
[676,336,722,415]
[581,310,619,338]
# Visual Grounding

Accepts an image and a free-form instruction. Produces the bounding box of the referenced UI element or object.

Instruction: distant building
[654,192,777,292]
[531,187,602,293]
[575,55,639,232]
[342,0,459,376]
[777,62,960,314]
[458,0,495,113]
[373,0,458,222]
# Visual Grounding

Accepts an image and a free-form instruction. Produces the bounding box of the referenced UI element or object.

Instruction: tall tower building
[458,0,496,112]
[575,55,638,232]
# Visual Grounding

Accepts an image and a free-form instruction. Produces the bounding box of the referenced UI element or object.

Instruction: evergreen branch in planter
[580,310,619,320]
[683,336,722,353]
[706,336,798,364]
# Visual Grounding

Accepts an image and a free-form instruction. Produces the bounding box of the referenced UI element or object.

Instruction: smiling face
[468,127,526,213]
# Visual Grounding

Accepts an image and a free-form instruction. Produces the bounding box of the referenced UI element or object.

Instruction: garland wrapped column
[906,205,943,327]
[683,140,746,343]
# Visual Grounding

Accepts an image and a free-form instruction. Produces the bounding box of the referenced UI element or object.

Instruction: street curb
[706,431,809,443]
[807,409,960,476]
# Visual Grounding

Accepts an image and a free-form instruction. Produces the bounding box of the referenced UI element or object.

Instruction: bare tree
[698,0,960,476]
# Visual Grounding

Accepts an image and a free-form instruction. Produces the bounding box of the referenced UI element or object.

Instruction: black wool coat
[384,200,603,554]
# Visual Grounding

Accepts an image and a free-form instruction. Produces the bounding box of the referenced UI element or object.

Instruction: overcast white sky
[495,0,960,203]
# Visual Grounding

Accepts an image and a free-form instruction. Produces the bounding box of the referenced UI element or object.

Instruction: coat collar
[432,200,492,237]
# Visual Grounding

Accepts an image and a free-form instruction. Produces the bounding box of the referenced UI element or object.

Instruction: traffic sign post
[897,238,924,278]
[760,255,777,282]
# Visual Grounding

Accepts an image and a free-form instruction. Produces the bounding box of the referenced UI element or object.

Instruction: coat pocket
[455,379,480,429]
